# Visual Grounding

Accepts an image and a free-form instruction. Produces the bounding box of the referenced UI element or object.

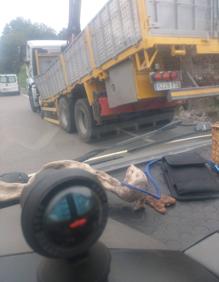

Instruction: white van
[0,74,20,95]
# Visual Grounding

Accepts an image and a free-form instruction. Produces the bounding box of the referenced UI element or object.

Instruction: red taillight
[154,72,162,81]
[152,71,180,81]
[162,72,171,80]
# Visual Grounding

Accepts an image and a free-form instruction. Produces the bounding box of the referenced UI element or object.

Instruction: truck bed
[35,0,213,101]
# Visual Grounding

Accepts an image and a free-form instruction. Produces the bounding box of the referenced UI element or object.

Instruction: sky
[0,0,109,34]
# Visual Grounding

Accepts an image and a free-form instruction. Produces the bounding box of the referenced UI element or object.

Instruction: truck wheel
[164,108,175,124]
[29,89,38,113]
[74,99,96,142]
[58,96,76,133]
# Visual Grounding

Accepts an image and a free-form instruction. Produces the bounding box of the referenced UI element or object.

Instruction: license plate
[154,81,181,91]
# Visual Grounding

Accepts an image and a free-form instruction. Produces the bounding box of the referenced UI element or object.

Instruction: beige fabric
[0,160,176,214]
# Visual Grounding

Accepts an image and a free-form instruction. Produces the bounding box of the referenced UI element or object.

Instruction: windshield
[0,75,17,83]
[1,1,219,281]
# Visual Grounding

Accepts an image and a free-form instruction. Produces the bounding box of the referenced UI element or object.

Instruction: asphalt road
[0,94,176,174]
[0,93,216,254]
[0,94,110,174]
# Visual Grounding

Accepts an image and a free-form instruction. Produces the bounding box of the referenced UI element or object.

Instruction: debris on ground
[175,98,219,125]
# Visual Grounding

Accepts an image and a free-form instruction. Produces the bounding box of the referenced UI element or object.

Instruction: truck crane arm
[68,0,82,39]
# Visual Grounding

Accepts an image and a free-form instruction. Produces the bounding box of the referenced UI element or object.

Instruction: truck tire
[58,96,76,133]
[164,108,175,124]
[29,89,38,113]
[74,98,96,142]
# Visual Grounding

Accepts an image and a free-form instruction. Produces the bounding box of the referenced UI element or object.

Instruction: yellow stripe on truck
[170,87,219,100]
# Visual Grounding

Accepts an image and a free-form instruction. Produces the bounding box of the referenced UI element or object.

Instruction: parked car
[0,74,20,95]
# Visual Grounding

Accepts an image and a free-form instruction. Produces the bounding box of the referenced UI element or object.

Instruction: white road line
[168,134,211,144]
[85,150,128,163]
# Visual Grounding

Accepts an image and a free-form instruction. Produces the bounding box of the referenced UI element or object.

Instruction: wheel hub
[59,102,68,128]
[78,111,87,135]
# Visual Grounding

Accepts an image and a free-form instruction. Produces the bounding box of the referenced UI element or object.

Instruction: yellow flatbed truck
[27,0,219,142]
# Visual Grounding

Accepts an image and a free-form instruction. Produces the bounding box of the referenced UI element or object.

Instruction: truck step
[44,117,60,126]
[41,107,57,113]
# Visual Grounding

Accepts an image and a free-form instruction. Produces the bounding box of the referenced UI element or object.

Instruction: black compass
[20,168,110,282]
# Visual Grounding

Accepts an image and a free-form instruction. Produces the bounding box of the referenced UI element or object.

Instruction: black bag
[162,151,219,201]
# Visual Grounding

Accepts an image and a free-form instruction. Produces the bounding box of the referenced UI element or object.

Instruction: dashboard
[0,206,218,282]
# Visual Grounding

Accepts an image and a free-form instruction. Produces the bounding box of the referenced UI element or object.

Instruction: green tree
[58,28,68,40]
[0,17,58,74]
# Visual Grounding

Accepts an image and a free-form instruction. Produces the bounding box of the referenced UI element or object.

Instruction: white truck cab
[0,74,20,95]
